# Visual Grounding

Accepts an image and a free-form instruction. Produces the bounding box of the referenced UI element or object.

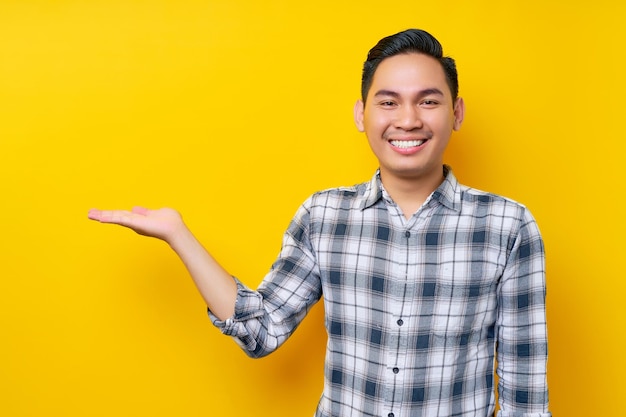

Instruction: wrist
[166,223,197,254]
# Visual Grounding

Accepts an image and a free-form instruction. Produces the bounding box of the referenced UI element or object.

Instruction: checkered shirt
[210,166,550,417]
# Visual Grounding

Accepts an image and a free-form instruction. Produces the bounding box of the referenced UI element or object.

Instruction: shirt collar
[359,165,461,212]
[432,165,461,212]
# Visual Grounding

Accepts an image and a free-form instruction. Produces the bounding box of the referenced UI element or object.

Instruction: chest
[311,207,508,333]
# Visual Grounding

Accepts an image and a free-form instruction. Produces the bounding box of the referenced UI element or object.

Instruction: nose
[394,105,423,130]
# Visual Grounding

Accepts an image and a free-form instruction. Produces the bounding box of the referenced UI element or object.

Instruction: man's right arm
[87,206,237,320]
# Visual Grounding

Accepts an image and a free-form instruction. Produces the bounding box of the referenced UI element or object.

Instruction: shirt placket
[381,206,423,417]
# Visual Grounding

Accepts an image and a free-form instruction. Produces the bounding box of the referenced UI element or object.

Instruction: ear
[453,97,465,131]
[354,99,365,132]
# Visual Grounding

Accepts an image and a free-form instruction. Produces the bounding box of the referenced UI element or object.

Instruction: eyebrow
[373,88,445,98]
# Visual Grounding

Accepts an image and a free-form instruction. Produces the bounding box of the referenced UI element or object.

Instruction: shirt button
[397,319,404,326]
[392,367,399,374]
[404,230,411,238]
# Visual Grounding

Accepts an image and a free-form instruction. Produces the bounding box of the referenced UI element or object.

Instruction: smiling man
[88,29,550,417]
[355,51,464,217]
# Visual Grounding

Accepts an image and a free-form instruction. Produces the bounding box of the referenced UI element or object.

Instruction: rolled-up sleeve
[496,208,551,417]
[208,199,323,358]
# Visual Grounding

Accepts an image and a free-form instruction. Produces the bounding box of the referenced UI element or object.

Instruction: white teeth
[390,140,425,148]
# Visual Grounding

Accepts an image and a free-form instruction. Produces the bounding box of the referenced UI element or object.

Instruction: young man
[88,29,550,417]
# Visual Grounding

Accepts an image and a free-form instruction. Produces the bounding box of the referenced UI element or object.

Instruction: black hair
[361,29,458,103]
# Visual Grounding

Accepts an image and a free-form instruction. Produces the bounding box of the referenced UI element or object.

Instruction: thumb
[132,206,150,216]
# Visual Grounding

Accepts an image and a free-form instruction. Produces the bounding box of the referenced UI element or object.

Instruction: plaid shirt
[210,167,550,417]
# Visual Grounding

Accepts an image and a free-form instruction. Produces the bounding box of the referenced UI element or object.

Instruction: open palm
[88,206,184,243]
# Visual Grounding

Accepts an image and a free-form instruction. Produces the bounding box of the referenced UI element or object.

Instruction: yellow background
[1,1,624,415]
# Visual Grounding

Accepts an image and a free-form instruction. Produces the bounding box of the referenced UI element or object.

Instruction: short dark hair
[361,29,459,104]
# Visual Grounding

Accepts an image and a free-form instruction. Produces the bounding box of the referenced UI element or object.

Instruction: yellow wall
[1,1,624,415]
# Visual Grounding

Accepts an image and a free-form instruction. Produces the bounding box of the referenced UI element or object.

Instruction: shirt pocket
[431,264,499,336]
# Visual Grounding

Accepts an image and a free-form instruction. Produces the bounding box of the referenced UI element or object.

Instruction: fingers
[87,208,108,222]
[87,208,138,226]
[87,209,100,220]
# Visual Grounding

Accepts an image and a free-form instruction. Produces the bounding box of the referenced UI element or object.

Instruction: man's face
[354,53,464,185]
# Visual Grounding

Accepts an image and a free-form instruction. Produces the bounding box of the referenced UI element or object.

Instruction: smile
[389,139,426,149]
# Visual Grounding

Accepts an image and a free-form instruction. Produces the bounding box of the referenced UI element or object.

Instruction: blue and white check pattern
[210,166,550,417]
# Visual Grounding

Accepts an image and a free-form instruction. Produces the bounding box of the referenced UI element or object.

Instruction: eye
[378,100,397,107]
[420,99,439,107]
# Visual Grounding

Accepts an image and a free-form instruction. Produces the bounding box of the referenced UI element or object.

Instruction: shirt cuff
[207,277,265,337]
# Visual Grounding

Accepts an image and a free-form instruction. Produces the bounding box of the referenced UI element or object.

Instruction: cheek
[426,114,455,134]
[363,114,389,135]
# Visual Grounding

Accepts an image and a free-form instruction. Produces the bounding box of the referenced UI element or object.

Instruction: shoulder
[301,181,371,211]
[455,183,541,235]
[440,168,533,225]
[285,181,370,237]
[459,183,528,212]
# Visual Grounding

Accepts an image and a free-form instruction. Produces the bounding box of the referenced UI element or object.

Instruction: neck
[380,168,445,219]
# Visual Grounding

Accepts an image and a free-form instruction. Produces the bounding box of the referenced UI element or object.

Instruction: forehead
[369,53,450,98]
